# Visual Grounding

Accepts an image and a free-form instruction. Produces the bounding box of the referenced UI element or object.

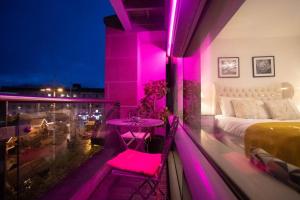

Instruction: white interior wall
[201,36,300,114]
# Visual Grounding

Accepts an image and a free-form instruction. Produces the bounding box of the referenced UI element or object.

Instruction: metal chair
[121,131,151,151]
[107,116,179,199]
[121,108,150,151]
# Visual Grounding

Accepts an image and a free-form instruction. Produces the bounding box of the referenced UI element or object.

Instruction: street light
[57,88,64,93]
[40,87,65,97]
[53,88,64,97]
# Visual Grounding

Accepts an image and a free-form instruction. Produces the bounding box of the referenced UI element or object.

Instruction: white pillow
[231,99,270,119]
[219,97,239,116]
[264,99,300,120]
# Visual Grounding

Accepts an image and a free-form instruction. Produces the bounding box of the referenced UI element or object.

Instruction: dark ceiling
[111,0,166,31]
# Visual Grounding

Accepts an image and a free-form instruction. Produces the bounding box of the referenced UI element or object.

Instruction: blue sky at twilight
[0,0,114,88]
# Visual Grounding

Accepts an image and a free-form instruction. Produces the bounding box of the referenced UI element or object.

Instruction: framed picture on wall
[218,57,240,78]
[252,56,275,77]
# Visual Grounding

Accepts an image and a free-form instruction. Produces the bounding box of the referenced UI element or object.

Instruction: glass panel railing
[0,96,119,200]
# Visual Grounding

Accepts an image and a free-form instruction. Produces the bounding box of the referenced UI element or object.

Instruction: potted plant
[137,80,169,122]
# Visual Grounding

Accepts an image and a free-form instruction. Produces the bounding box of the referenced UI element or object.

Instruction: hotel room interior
[1,0,300,199]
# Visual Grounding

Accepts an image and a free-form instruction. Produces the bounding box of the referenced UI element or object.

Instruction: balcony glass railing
[0,95,119,200]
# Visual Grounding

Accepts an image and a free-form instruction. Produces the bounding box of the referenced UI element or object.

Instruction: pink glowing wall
[181,47,202,123]
[172,57,183,117]
[105,27,166,117]
[137,31,167,100]
[105,27,138,117]
[183,47,201,82]
[172,47,201,119]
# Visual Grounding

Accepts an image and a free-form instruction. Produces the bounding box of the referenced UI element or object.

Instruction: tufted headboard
[214,82,294,114]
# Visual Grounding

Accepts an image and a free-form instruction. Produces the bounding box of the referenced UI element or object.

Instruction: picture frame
[252,56,275,77]
[218,57,240,78]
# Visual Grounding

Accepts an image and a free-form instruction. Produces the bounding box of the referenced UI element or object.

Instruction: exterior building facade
[0,84,104,99]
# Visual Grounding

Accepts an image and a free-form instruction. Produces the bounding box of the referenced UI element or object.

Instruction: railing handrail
[0,94,118,104]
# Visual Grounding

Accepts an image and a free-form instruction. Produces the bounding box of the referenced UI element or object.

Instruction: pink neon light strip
[167,0,178,56]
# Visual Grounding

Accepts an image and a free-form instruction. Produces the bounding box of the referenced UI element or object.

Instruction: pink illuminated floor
[88,167,168,200]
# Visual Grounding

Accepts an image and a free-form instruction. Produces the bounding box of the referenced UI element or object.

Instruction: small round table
[106,118,164,150]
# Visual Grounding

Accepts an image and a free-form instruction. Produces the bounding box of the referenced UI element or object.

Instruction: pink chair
[107,116,179,199]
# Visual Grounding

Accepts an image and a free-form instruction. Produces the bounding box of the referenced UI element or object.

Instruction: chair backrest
[163,116,179,155]
[157,116,179,178]
[168,116,179,138]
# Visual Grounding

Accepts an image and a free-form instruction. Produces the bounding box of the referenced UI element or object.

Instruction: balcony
[2,0,300,200]
[0,95,177,200]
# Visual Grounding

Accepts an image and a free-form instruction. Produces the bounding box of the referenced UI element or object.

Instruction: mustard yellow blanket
[245,122,300,167]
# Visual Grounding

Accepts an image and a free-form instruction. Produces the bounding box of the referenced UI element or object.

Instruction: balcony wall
[137,31,166,101]
[105,27,138,117]
[105,27,166,117]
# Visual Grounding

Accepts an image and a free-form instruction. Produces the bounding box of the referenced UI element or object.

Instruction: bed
[215,115,300,137]
[213,82,300,167]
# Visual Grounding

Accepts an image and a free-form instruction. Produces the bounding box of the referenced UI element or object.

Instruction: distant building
[69,84,104,99]
[0,84,104,99]
[0,84,105,117]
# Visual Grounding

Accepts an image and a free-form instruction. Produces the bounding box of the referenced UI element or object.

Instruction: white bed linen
[215,115,300,137]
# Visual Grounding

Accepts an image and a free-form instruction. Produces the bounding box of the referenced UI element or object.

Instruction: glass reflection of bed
[213,82,300,168]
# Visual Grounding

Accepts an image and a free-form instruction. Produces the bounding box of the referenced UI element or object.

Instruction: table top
[106,118,164,128]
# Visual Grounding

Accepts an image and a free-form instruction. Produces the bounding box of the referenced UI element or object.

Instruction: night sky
[0,0,114,88]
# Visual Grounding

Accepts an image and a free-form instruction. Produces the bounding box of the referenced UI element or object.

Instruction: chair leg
[146,180,154,190]
[129,179,148,200]
[129,179,163,200]
[145,135,151,152]
[153,180,168,200]
[144,182,158,199]
[158,188,168,200]
[145,140,149,152]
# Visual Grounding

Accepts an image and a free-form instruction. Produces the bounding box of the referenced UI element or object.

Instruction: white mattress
[215,115,300,137]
